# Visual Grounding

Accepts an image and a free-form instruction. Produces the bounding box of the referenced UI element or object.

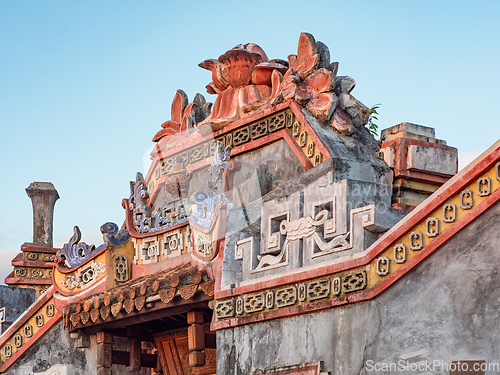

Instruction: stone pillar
[25,182,59,247]
[379,123,458,211]
[97,331,113,375]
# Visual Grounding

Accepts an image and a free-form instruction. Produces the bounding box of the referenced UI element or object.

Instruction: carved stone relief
[228,179,405,286]
[376,257,390,276]
[132,225,193,265]
[114,255,128,282]
[59,261,105,290]
[425,217,440,237]
[409,231,423,250]
[276,286,297,307]
[214,270,367,320]
[477,177,491,196]
[137,237,160,265]
[443,204,456,223]
[244,293,265,314]
[460,189,473,209]
[393,244,406,264]
[163,229,184,259]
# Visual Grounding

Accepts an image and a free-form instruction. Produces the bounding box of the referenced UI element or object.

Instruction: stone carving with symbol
[165,157,193,199]
[128,172,190,235]
[254,210,349,271]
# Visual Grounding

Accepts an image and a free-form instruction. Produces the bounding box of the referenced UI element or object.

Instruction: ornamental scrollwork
[56,226,105,268]
[58,261,105,290]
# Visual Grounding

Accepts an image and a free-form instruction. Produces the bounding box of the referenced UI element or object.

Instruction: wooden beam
[112,350,157,368]
[96,331,113,375]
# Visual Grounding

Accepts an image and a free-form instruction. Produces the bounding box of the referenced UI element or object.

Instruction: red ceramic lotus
[198,44,288,132]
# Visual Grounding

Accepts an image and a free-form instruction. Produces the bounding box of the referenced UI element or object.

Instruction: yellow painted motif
[53,252,107,294]
[0,297,58,365]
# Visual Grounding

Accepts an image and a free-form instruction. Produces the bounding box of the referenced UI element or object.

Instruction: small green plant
[365,103,381,136]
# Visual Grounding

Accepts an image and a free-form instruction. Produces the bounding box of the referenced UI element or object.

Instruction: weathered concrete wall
[217,202,500,375]
[0,286,36,334]
[5,322,95,375]
[5,322,150,375]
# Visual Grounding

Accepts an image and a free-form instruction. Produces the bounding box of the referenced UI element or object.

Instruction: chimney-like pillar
[25,182,59,248]
[379,123,458,211]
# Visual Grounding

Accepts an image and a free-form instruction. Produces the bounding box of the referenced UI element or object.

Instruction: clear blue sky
[1,1,499,283]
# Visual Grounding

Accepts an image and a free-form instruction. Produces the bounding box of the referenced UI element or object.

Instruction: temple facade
[1,33,499,375]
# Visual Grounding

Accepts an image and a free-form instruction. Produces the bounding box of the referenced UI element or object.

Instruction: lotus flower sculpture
[153,90,212,142]
[268,33,371,135]
[197,43,288,133]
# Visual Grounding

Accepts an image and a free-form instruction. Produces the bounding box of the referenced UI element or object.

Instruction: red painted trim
[212,162,500,329]
[391,203,416,212]
[380,138,458,181]
[20,243,58,254]
[0,313,62,373]
[212,236,226,298]
[4,277,52,285]
[407,170,450,185]
[11,253,54,268]
[380,137,457,152]
[215,141,500,299]
[131,253,214,280]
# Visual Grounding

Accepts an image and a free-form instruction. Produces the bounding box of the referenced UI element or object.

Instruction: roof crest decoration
[55,226,106,269]
[152,32,370,143]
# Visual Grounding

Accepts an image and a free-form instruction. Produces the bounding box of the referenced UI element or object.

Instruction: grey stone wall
[216,202,500,375]
[4,322,150,375]
[0,286,36,335]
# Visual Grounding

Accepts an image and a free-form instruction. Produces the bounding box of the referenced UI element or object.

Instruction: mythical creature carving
[254,210,350,271]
